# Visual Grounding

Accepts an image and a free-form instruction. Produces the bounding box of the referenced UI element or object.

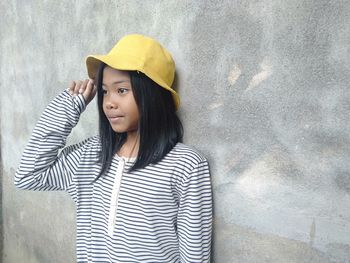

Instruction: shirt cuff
[64,89,87,114]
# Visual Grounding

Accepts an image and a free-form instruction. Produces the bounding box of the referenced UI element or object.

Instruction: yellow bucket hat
[86,34,180,109]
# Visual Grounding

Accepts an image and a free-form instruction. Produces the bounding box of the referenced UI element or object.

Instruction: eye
[102,89,107,95]
[118,88,129,94]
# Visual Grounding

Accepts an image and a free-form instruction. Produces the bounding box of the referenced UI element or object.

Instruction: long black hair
[96,62,183,178]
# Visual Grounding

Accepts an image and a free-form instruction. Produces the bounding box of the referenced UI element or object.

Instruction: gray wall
[1,0,350,262]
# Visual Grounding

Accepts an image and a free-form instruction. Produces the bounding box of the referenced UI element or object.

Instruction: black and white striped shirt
[15,90,212,262]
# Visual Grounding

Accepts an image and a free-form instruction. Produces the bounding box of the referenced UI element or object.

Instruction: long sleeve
[177,160,213,262]
[14,89,87,193]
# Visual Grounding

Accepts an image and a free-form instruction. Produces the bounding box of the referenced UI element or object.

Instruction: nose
[104,95,118,110]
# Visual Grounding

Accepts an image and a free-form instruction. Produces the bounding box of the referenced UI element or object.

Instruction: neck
[118,131,139,158]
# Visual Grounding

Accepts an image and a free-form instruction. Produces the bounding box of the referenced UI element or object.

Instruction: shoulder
[172,143,207,161]
[163,143,211,187]
[84,135,102,148]
[80,135,102,152]
[164,143,208,170]
[64,135,101,155]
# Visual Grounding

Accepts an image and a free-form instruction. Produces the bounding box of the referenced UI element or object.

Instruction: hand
[68,79,97,105]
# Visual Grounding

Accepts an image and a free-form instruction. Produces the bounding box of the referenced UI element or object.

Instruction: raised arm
[15,79,96,193]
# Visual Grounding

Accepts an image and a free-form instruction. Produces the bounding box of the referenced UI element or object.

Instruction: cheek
[133,111,140,123]
[131,103,140,120]
[128,95,140,120]
[101,100,108,114]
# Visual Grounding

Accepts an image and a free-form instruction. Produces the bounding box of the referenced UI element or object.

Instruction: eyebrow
[102,80,130,86]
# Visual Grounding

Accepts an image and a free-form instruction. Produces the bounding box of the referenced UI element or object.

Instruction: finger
[85,79,93,94]
[91,84,97,100]
[74,80,83,96]
[89,79,97,97]
[68,81,75,95]
[79,79,89,94]
[83,79,96,104]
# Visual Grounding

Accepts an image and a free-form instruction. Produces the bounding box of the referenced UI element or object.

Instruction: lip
[107,114,124,123]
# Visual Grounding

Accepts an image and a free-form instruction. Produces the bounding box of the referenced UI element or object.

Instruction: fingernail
[79,89,83,94]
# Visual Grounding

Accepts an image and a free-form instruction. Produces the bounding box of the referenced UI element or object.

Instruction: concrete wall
[1,0,349,262]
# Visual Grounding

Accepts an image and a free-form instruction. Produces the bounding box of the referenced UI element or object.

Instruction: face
[102,66,140,136]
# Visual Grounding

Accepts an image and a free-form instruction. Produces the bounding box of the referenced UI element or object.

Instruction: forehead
[102,66,130,84]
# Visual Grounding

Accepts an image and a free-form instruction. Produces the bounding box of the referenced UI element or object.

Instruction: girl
[15,34,212,262]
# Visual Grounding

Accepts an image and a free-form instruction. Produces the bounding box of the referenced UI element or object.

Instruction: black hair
[96,62,183,178]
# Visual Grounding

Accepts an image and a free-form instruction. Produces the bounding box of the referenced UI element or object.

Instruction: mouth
[107,115,124,123]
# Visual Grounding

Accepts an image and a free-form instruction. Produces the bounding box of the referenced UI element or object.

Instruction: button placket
[107,158,125,236]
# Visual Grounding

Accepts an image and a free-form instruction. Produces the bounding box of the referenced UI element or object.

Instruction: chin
[111,127,126,133]
[109,124,138,134]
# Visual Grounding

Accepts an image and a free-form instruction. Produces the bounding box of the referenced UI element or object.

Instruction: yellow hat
[86,34,180,109]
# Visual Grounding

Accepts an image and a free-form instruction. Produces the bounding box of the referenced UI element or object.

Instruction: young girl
[15,34,212,262]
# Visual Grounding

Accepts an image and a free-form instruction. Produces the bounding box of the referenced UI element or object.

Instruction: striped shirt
[15,90,212,262]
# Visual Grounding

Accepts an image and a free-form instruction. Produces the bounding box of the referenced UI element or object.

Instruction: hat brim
[86,55,180,109]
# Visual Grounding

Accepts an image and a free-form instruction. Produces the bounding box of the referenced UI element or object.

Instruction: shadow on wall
[182,1,350,262]
[213,218,333,263]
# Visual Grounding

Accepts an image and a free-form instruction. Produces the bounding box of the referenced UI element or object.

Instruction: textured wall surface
[1,0,350,262]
